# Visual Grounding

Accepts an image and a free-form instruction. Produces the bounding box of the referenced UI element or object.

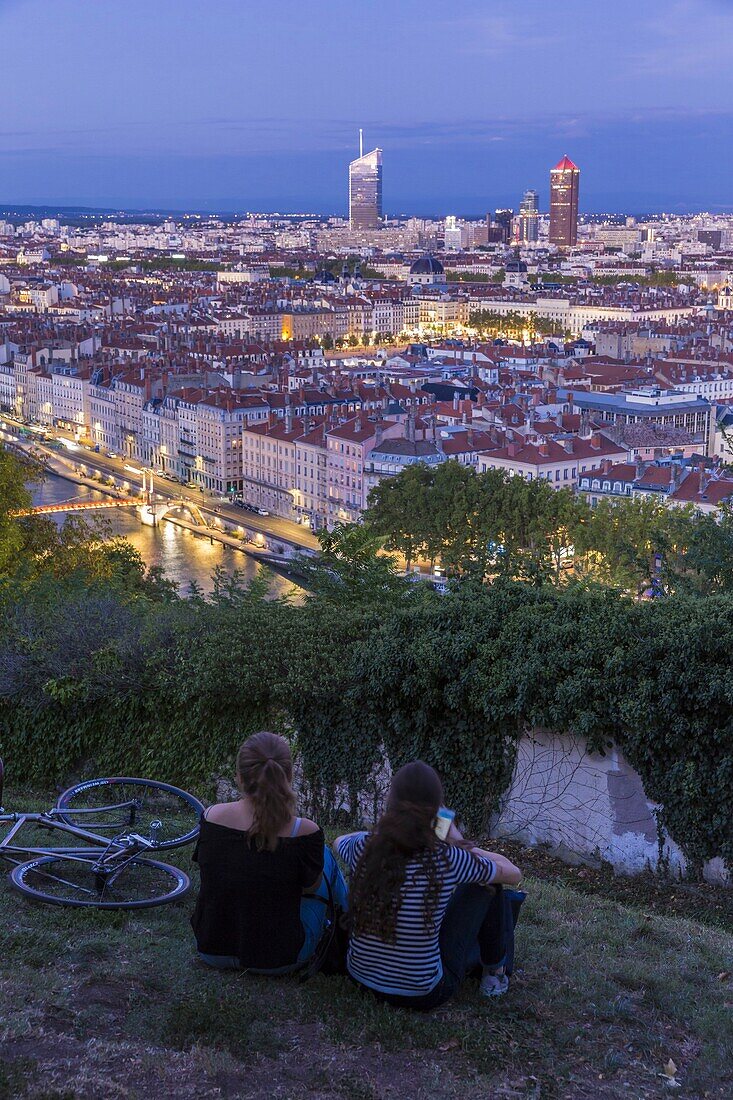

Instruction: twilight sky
[2,0,733,215]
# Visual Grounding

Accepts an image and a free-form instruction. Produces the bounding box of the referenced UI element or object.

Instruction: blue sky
[1,0,732,214]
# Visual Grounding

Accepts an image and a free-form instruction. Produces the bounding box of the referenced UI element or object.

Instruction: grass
[0,795,731,1099]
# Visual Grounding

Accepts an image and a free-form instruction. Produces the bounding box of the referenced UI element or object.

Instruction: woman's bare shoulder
[205,802,246,826]
[297,817,321,836]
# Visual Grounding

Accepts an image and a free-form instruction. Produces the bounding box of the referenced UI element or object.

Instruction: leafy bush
[0,565,731,874]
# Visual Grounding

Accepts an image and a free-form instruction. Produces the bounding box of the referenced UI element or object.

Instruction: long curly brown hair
[350,761,449,943]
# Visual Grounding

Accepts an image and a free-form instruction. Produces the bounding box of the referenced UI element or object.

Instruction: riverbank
[1,415,318,555]
[13,434,315,575]
[23,466,302,596]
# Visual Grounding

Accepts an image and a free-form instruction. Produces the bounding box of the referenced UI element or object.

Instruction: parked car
[105,451,118,458]
[256,508,270,516]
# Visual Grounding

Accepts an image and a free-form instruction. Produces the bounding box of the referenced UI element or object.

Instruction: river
[31,474,295,597]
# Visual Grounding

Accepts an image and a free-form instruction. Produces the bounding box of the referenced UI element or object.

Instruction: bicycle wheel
[55,778,204,850]
[10,855,190,909]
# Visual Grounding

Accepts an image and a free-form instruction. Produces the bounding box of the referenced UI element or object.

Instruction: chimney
[375,420,384,446]
[590,432,601,450]
[507,442,520,457]
[539,441,550,457]
[453,390,460,411]
[698,461,709,494]
[634,454,644,478]
[601,458,612,474]
[564,440,574,455]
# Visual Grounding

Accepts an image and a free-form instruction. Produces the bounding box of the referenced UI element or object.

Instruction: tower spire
[359,128,363,158]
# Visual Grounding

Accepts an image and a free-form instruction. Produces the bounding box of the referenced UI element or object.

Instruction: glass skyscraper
[519,189,540,243]
[349,146,383,230]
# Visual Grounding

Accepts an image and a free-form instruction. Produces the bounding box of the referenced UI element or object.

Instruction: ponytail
[236,732,296,851]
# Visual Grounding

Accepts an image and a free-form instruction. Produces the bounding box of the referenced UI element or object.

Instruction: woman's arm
[446,821,523,886]
[471,848,523,886]
[332,831,361,853]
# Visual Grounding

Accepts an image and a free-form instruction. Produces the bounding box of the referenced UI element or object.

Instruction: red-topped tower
[549,155,580,247]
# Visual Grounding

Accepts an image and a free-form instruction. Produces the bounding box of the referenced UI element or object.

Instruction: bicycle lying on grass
[0,757,204,909]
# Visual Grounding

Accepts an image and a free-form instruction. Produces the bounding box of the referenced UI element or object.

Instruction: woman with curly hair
[334,760,524,1009]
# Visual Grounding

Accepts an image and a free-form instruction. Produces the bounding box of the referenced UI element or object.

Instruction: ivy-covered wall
[1,577,731,878]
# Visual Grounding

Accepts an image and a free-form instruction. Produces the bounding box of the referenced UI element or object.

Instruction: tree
[365,464,437,569]
[0,445,57,576]
[574,496,674,595]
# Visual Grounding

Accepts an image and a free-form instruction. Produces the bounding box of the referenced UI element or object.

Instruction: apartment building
[194,391,252,493]
[242,412,306,518]
[478,431,627,488]
[326,415,402,525]
[295,420,329,529]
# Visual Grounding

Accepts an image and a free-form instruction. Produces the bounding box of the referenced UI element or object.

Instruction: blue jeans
[199,848,348,975]
[370,884,526,1011]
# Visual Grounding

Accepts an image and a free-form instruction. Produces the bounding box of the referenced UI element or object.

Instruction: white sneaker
[480,970,509,998]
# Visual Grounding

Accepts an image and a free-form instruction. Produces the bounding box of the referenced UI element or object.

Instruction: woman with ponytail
[334,761,524,1009]
[192,731,347,973]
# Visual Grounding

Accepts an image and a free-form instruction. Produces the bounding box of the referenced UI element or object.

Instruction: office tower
[519,189,539,243]
[549,155,580,247]
[349,130,383,230]
[444,215,463,251]
[493,208,513,242]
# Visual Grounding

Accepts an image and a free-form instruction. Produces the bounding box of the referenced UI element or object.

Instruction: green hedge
[0,577,731,874]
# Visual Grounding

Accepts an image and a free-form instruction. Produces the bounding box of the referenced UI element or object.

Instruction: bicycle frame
[0,804,157,869]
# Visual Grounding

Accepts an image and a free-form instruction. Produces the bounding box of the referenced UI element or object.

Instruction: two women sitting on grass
[191,734,524,1008]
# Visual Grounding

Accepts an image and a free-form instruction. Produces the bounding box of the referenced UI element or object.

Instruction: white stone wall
[491,729,729,885]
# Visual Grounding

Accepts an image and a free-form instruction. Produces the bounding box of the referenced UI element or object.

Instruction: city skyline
[2,0,733,213]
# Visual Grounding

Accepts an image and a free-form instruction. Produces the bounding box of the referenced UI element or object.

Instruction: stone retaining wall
[491,729,729,885]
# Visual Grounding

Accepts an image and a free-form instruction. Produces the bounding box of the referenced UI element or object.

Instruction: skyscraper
[518,189,539,243]
[549,155,580,247]
[493,208,513,242]
[349,131,383,230]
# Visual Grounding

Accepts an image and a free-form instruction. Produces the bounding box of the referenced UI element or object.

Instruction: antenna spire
[359,128,363,158]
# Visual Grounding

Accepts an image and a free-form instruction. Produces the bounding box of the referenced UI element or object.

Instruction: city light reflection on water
[31,474,295,598]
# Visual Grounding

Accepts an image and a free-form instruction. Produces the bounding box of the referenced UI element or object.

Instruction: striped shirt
[335,831,496,997]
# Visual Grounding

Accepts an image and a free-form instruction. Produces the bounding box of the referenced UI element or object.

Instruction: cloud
[631,0,733,75]
[441,10,563,55]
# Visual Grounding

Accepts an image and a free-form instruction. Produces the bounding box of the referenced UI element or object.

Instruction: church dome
[410,255,444,276]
